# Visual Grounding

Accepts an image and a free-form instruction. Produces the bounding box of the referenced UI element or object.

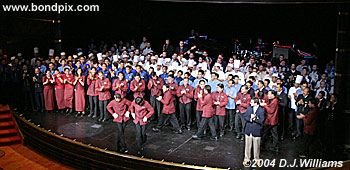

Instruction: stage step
[0,105,10,113]
[0,128,18,138]
[0,105,22,146]
[0,135,21,146]
[0,113,13,122]
[0,121,15,129]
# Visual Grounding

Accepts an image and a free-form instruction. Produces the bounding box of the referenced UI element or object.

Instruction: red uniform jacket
[147,78,164,97]
[263,98,279,126]
[95,77,111,101]
[177,85,194,104]
[87,74,98,96]
[54,74,65,90]
[63,74,74,89]
[235,92,251,114]
[212,91,229,116]
[194,88,205,111]
[112,79,128,98]
[129,100,154,126]
[107,98,131,123]
[74,76,85,91]
[130,79,146,98]
[255,93,269,104]
[303,108,318,135]
[199,93,215,118]
[160,91,176,114]
[167,82,178,96]
[42,76,54,90]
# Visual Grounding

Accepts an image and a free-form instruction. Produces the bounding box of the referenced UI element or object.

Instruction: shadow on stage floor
[19,111,309,169]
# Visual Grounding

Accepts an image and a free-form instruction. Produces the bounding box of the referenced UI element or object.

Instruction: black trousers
[34,92,44,111]
[116,122,127,149]
[289,109,296,131]
[196,111,203,129]
[195,117,217,138]
[150,95,161,120]
[98,100,108,120]
[303,134,315,155]
[23,88,34,111]
[214,115,225,133]
[157,113,181,131]
[179,102,191,128]
[135,123,147,150]
[235,112,246,136]
[278,107,287,138]
[226,109,235,129]
[262,125,279,148]
[89,96,98,116]
[296,115,304,136]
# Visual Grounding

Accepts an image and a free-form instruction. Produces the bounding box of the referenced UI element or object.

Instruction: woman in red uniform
[212,83,229,137]
[87,67,98,118]
[63,68,74,114]
[130,73,146,99]
[42,70,55,112]
[54,69,65,113]
[95,71,111,122]
[194,80,206,129]
[112,72,128,98]
[192,85,218,141]
[74,68,85,117]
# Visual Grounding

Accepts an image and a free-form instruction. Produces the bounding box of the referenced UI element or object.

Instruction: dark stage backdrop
[0,1,344,66]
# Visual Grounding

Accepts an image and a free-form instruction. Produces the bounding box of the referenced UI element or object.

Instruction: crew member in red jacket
[95,71,111,122]
[177,78,194,130]
[112,72,128,98]
[260,90,280,152]
[87,67,98,118]
[107,94,131,153]
[130,73,146,99]
[192,85,218,141]
[147,72,164,120]
[129,97,154,156]
[194,80,206,129]
[152,84,182,134]
[212,83,228,137]
[73,68,85,117]
[235,85,251,141]
[42,70,55,112]
[63,68,74,114]
[54,69,65,113]
[297,98,319,158]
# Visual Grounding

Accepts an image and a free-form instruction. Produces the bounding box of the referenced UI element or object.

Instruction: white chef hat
[49,49,54,56]
[295,75,303,84]
[272,73,279,78]
[34,47,39,54]
[97,53,102,61]
[113,55,118,62]
[234,60,240,69]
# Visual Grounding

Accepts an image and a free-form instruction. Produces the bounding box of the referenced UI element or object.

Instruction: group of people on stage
[0,36,338,162]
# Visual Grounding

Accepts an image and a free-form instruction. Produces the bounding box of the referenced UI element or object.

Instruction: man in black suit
[276,83,288,140]
[242,97,265,167]
[295,86,312,139]
[33,67,44,112]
